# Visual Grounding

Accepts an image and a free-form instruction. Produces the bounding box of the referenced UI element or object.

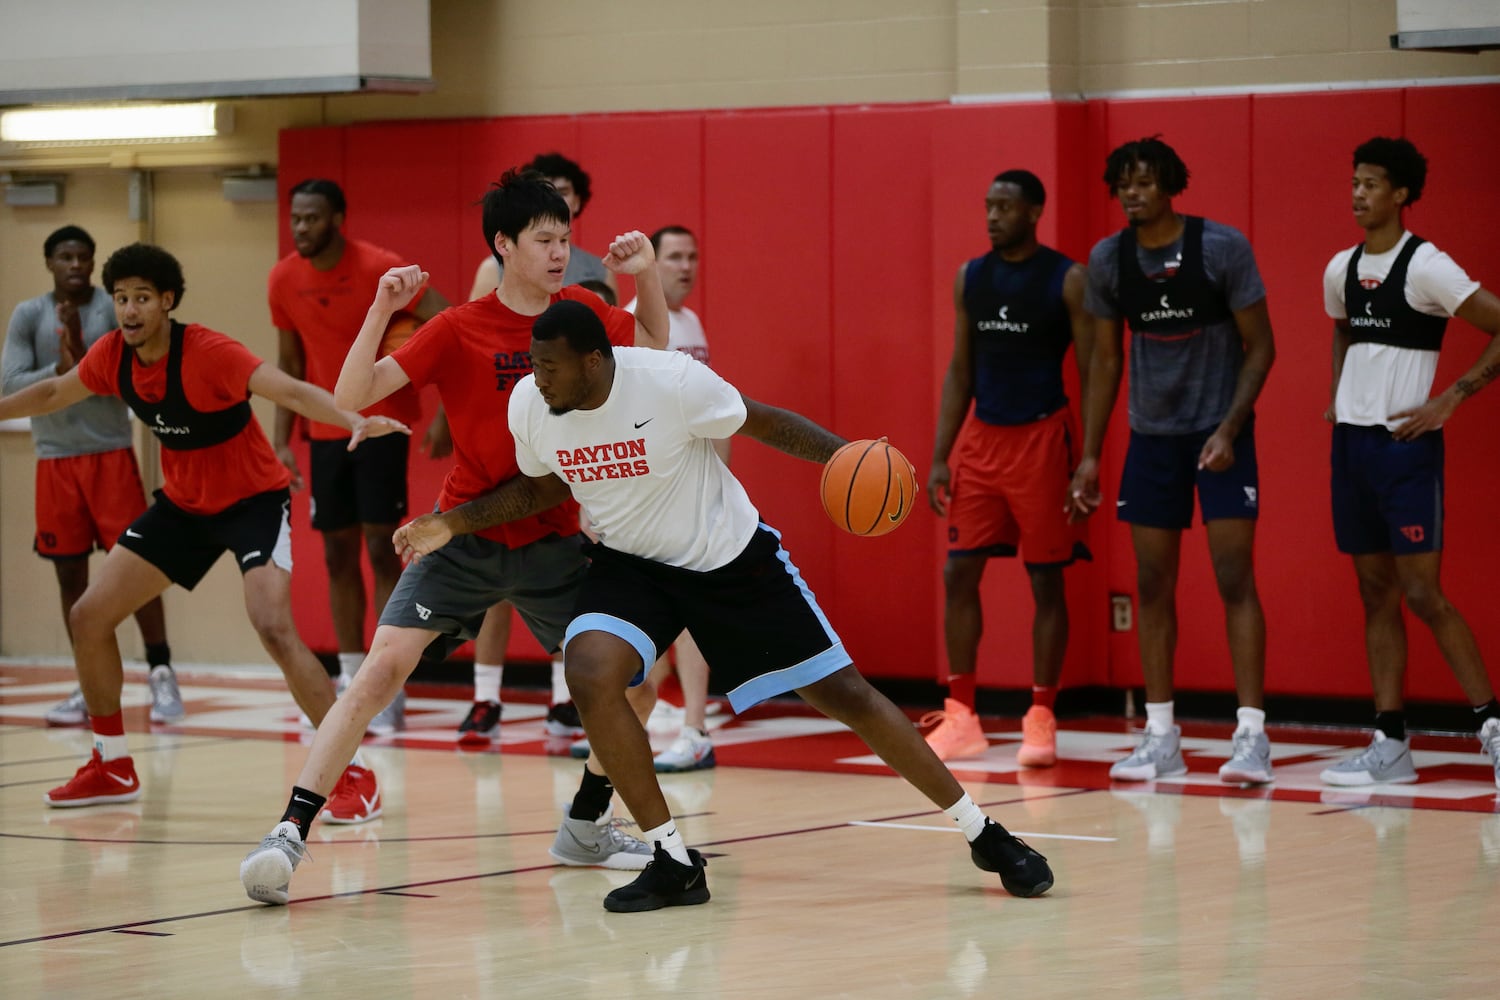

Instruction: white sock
[1145,701,1175,734]
[338,651,364,680]
[474,663,503,704]
[94,733,129,762]
[1236,706,1266,735]
[641,819,690,864]
[350,748,368,769]
[551,657,570,705]
[944,793,988,842]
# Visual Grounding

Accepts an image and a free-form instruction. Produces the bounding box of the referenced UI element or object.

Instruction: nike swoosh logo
[125,529,143,538]
[634,418,653,429]
[361,794,378,813]
[241,550,262,563]
[292,796,316,806]
[566,828,601,853]
[684,867,703,889]
[106,772,135,787]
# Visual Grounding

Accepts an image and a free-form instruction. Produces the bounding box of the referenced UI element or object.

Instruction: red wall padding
[275,85,1500,703]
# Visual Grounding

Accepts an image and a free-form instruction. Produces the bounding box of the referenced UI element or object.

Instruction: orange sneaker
[45,750,141,807]
[920,698,989,760]
[322,764,382,824]
[1017,705,1057,767]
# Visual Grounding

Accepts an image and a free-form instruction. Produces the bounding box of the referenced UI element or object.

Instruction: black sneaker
[545,701,586,738]
[603,847,710,912]
[970,820,1053,897]
[457,701,502,745]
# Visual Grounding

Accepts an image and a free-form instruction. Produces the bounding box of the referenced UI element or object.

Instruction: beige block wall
[2,0,1498,663]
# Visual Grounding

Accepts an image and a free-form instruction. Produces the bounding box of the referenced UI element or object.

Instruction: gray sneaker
[148,666,185,723]
[45,687,87,726]
[368,689,406,736]
[1479,717,1500,791]
[1110,724,1188,781]
[1319,731,1418,786]
[240,821,310,905]
[1218,728,1273,785]
[549,813,653,871]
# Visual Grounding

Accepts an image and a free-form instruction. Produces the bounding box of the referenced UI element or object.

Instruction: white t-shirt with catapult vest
[510,346,752,571]
[1323,231,1480,430]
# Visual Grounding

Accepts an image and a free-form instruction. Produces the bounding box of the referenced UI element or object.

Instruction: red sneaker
[45,750,141,807]
[323,764,382,824]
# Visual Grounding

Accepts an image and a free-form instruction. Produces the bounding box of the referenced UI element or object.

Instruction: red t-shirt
[391,286,635,547]
[77,325,292,516]
[267,237,426,439]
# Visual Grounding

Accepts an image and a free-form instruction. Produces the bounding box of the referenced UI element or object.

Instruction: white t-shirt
[626,298,709,364]
[510,346,754,571]
[1323,232,1480,429]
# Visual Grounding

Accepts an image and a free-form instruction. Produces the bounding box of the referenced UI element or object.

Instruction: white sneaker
[654,727,717,772]
[1479,717,1500,791]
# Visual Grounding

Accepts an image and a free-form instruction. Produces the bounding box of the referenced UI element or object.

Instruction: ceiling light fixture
[0,103,232,146]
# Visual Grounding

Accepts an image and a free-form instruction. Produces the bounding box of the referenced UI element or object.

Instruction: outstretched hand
[348,415,412,448]
[603,231,656,276]
[393,513,453,566]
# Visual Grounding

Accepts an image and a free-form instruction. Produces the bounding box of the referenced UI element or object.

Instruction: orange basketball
[380,314,420,356]
[820,439,919,537]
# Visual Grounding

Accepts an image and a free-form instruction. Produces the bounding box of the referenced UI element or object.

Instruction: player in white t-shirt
[1317,136,1500,790]
[392,298,1056,912]
[623,226,721,773]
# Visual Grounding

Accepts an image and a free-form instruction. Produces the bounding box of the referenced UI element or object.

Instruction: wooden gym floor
[2,661,1497,998]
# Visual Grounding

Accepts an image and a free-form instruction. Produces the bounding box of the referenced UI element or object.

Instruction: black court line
[379,891,437,898]
[114,929,173,937]
[0,811,717,848]
[0,792,1095,949]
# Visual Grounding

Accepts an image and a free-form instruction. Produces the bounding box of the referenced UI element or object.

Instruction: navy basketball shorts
[378,530,588,662]
[1117,420,1260,529]
[564,524,854,713]
[117,487,293,590]
[1330,422,1444,556]
[308,434,409,532]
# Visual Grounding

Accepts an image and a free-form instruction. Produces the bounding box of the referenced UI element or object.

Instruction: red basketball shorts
[945,407,1088,567]
[34,448,150,559]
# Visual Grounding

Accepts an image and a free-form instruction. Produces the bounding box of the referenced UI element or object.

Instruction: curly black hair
[1353,137,1427,206]
[101,243,186,307]
[1103,135,1190,197]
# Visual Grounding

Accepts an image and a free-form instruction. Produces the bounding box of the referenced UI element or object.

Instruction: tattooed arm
[391,473,571,564]
[1389,286,1500,440]
[736,395,848,463]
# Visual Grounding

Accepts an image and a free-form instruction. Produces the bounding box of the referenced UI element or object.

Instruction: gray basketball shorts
[379,530,588,662]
